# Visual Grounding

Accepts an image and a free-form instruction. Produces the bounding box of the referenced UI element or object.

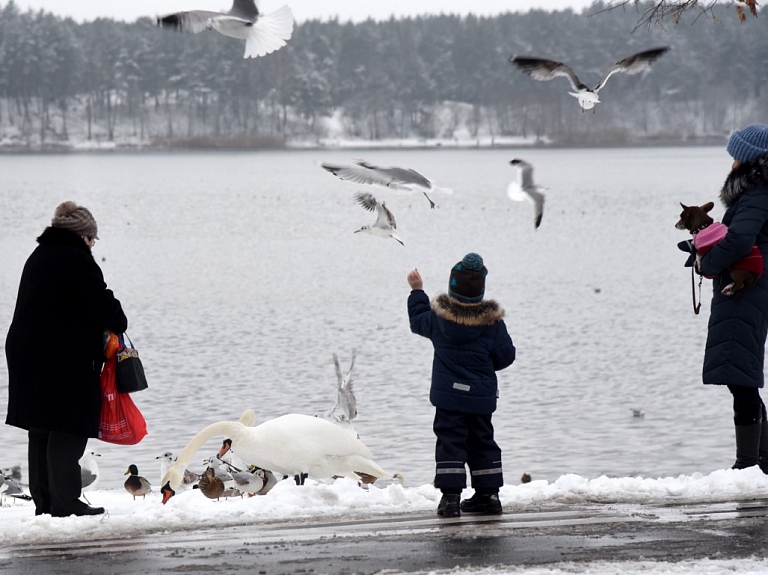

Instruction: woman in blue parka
[698,124,768,472]
[407,253,516,518]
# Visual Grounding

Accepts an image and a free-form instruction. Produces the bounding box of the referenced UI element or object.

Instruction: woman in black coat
[698,124,768,472]
[5,201,128,517]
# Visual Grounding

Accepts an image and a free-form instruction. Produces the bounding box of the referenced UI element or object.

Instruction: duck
[156,0,294,59]
[509,47,669,112]
[124,464,152,500]
[197,467,226,500]
[161,409,402,503]
[202,456,234,484]
[156,451,199,488]
[321,159,452,209]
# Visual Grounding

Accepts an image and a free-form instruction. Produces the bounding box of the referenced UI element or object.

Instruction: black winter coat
[5,227,128,436]
[408,291,516,414]
[699,156,768,388]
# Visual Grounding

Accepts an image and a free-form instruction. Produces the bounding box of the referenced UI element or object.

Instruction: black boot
[460,491,503,515]
[759,418,768,474]
[733,421,761,470]
[437,494,460,518]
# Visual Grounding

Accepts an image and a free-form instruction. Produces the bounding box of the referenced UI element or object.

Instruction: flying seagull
[316,349,359,437]
[156,0,294,59]
[322,160,451,209]
[508,159,545,229]
[509,47,669,112]
[353,192,404,246]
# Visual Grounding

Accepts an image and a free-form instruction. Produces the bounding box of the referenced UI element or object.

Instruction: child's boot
[460,489,502,515]
[437,492,461,518]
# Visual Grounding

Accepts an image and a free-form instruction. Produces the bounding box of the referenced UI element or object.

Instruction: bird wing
[243,5,294,58]
[515,161,535,190]
[354,191,379,212]
[509,55,585,92]
[323,163,411,190]
[157,11,252,34]
[355,160,432,189]
[528,188,546,229]
[593,47,669,93]
[377,202,397,230]
[229,0,259,19]
[330,350,358,422]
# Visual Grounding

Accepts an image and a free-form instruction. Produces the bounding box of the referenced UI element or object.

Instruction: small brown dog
[676,202,762,296]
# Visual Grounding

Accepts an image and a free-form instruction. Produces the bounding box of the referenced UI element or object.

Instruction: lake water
[0,146,741,490]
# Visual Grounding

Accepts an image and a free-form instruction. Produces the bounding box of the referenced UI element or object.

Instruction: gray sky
[6,0,600,23]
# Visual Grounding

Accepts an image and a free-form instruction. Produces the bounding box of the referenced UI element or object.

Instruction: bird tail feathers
[244,5,294,58]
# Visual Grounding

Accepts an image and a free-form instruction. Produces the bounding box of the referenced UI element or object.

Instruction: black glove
[677,240,695,268]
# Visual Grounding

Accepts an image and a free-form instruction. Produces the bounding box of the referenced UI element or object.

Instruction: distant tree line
[0,0,766,148]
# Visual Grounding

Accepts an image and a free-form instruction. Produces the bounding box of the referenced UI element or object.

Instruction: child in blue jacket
[407,253,516,517]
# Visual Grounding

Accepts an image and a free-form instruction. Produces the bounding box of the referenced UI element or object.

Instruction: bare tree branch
[592,0,758,30]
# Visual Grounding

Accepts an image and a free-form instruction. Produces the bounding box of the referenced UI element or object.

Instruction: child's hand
[407,268,423,290]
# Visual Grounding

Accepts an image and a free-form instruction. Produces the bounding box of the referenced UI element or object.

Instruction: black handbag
[116,333,148,393]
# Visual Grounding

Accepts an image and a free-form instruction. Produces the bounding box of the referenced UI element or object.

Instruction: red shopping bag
[98,356,148,445]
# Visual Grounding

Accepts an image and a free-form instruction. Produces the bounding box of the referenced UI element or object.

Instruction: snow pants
[433,408,503,493]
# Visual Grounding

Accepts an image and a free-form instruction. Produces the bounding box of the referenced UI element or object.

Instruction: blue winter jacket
[408,291,516,413]
[699,156,768,388]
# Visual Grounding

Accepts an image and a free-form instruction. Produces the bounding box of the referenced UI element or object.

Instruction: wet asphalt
[2,498,768,574]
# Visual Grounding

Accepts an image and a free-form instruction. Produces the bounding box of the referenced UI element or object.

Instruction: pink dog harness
[694,221,764,275]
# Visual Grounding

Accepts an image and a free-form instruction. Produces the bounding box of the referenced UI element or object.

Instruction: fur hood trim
[432,293,504,327]
[720,154,768,207]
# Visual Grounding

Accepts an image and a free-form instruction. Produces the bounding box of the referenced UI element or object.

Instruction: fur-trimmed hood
[720,154,768,207]
[432,293,504,327]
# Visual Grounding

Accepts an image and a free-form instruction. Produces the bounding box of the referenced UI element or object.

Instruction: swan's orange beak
[217,443,231,458]
[161,482,175,505]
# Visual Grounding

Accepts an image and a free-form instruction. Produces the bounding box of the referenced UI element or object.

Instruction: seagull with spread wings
[509,47,669,112]
[508,159,545,230]
[156,0,294,59]
[353,192,404,246]
[322,160,451,209]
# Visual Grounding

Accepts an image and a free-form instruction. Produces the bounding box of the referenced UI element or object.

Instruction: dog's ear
[680,202,688,210]
[702,202,715,213]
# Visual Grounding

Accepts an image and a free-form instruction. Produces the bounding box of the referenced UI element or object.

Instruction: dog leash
[691,264,703,315]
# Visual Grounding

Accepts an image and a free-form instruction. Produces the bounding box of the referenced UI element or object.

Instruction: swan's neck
[164,421,239,488]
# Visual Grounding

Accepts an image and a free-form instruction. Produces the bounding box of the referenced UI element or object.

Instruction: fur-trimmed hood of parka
[720,154,768,207]
[432,293,504,327]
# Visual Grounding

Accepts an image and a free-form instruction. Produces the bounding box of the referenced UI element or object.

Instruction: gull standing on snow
[508,159,545,229]
[156,0,294,59]
[354,192,404,246]
[509,47,669,112]
[322,160,451,209]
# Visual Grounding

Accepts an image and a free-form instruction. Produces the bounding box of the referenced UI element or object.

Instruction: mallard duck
[161,409,402,503]
[124,464,152,500]
[198,467,225,500]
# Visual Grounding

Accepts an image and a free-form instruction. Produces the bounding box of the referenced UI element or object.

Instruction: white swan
[161,409,402,503]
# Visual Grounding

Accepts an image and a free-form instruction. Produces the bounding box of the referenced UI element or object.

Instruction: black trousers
[433,408,503,493]
[727,385,766,425]
[28,428,88,516]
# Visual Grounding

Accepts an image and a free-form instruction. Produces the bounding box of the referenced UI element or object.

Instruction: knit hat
[726,124,768,163]
[448,253,487,303]
[51,201,98,240]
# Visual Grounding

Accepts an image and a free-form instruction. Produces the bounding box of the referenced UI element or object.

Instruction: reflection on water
[0,147,735,490]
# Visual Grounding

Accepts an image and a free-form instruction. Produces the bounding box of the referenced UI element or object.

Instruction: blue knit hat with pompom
[448,253,487,303]
[726,124,768,163]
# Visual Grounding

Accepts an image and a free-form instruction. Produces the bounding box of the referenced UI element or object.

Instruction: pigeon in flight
[157,0,294,59]
[508,159,545,229]
[509,47,669,111]
[322,160,451,209]
[353,192,404,246]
